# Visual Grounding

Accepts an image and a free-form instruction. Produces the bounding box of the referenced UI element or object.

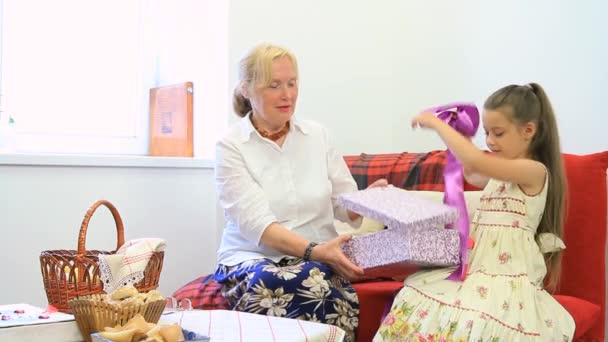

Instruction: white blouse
[215,113,361,266]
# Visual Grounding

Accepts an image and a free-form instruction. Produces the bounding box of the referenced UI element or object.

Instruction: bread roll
[111,285,139,301]
[159,324,185,342]
[98,328,137,342]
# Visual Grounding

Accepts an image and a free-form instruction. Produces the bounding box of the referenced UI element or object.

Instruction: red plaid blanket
[344,150,447,191]
[172,274,230,310]
[345,150,479,191]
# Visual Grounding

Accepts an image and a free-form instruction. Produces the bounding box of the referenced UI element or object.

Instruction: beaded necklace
[251,117,290,141]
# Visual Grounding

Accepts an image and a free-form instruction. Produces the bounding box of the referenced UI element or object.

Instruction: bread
[111,285,139,301]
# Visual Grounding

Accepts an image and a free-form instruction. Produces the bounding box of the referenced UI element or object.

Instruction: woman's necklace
[251,117,290,141]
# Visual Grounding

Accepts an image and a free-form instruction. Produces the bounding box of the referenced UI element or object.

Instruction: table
[0,303,81,341]
[160,310,345,342]
[0,309,345,342]
[0,320,82,341]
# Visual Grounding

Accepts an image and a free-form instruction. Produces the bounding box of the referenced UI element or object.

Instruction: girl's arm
[464,166,490,189]
[412,113,546,192]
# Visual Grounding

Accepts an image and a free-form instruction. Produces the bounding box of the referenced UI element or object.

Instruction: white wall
[230,0,608,155]
[1,0,607,309]
[149,0,229,159]
[0,165,218,306]
[0,0,229,307]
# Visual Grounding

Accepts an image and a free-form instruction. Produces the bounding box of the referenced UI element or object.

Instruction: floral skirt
[215,257,359,341]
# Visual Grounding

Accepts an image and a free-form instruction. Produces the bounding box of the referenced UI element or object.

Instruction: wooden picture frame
[149,82,193,157]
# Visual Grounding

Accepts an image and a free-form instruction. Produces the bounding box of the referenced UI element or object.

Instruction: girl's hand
[411,112,442,130]
[311,235,364,281]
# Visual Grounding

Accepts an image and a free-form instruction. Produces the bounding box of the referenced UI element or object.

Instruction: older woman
[214,43,386,341]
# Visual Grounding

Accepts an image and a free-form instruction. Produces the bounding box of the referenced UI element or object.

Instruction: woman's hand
[411,112,442,130]
[368,178,389,188]
[310,235,364,281]
[347,178,389,221]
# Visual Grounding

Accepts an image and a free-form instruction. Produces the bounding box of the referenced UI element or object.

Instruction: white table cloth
[0,309,345,342]
[160,310,345,342]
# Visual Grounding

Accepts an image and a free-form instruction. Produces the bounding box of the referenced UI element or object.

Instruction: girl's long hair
[484,83,566,291]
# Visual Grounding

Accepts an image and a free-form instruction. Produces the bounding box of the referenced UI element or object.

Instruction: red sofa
[345,151,608,342]
[174,150,608,341]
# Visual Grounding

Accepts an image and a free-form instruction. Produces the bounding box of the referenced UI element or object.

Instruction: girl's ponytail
[528,82,566,291]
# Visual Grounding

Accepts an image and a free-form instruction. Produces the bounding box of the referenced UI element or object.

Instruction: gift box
[338,185,458,230]
[341,226,460,277]
[338,186,461,276]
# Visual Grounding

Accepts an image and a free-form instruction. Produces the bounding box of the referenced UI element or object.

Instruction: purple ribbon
[423,102,479,280]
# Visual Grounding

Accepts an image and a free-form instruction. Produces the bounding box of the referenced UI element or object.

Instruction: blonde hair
[232,43,299,117]
[484,83,566,291]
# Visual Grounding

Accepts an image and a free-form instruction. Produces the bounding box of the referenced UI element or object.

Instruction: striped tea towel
[98,238,166,293]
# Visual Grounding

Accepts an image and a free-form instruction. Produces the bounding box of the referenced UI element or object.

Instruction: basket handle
[77,200,125,256]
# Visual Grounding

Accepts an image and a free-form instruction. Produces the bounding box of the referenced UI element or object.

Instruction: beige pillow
[335,216,385,237]
[335,190,483,236]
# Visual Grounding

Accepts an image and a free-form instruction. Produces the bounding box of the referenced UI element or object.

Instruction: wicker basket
[69,294,166,342]
[40,200,164,313]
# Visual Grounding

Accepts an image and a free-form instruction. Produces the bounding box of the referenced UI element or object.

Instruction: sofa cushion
[559,152,608,341]
[334,216,385,237]
[351,280,405,342]
[554,294,601,340]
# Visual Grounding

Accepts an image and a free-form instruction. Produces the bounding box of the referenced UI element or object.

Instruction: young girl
[374,83,574,341]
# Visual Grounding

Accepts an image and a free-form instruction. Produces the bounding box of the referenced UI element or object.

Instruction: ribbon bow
[423,102,479,280]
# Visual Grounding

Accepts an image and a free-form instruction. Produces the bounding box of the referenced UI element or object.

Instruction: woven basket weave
[69,294,166,342]
[40,200,164,313]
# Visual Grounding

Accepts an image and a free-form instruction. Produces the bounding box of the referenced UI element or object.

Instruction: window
[0,0,228,159]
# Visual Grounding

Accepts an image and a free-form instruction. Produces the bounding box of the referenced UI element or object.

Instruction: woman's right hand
[310,235,364,281]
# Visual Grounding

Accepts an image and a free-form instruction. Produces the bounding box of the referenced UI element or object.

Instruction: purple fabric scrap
[423,102,479,280]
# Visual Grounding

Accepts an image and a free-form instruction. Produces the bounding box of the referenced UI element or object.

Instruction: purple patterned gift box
[338,185,458,231]
[341,227,460,277]
[338,185,461,276]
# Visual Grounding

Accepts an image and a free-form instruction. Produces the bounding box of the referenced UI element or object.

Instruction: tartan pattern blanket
[344,151,447,191]
[172,274,230,310]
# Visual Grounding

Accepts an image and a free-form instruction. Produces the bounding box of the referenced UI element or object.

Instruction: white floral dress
[374,177,575,341]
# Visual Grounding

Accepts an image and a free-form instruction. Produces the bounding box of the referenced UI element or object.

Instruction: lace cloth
[99,238,166,293]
